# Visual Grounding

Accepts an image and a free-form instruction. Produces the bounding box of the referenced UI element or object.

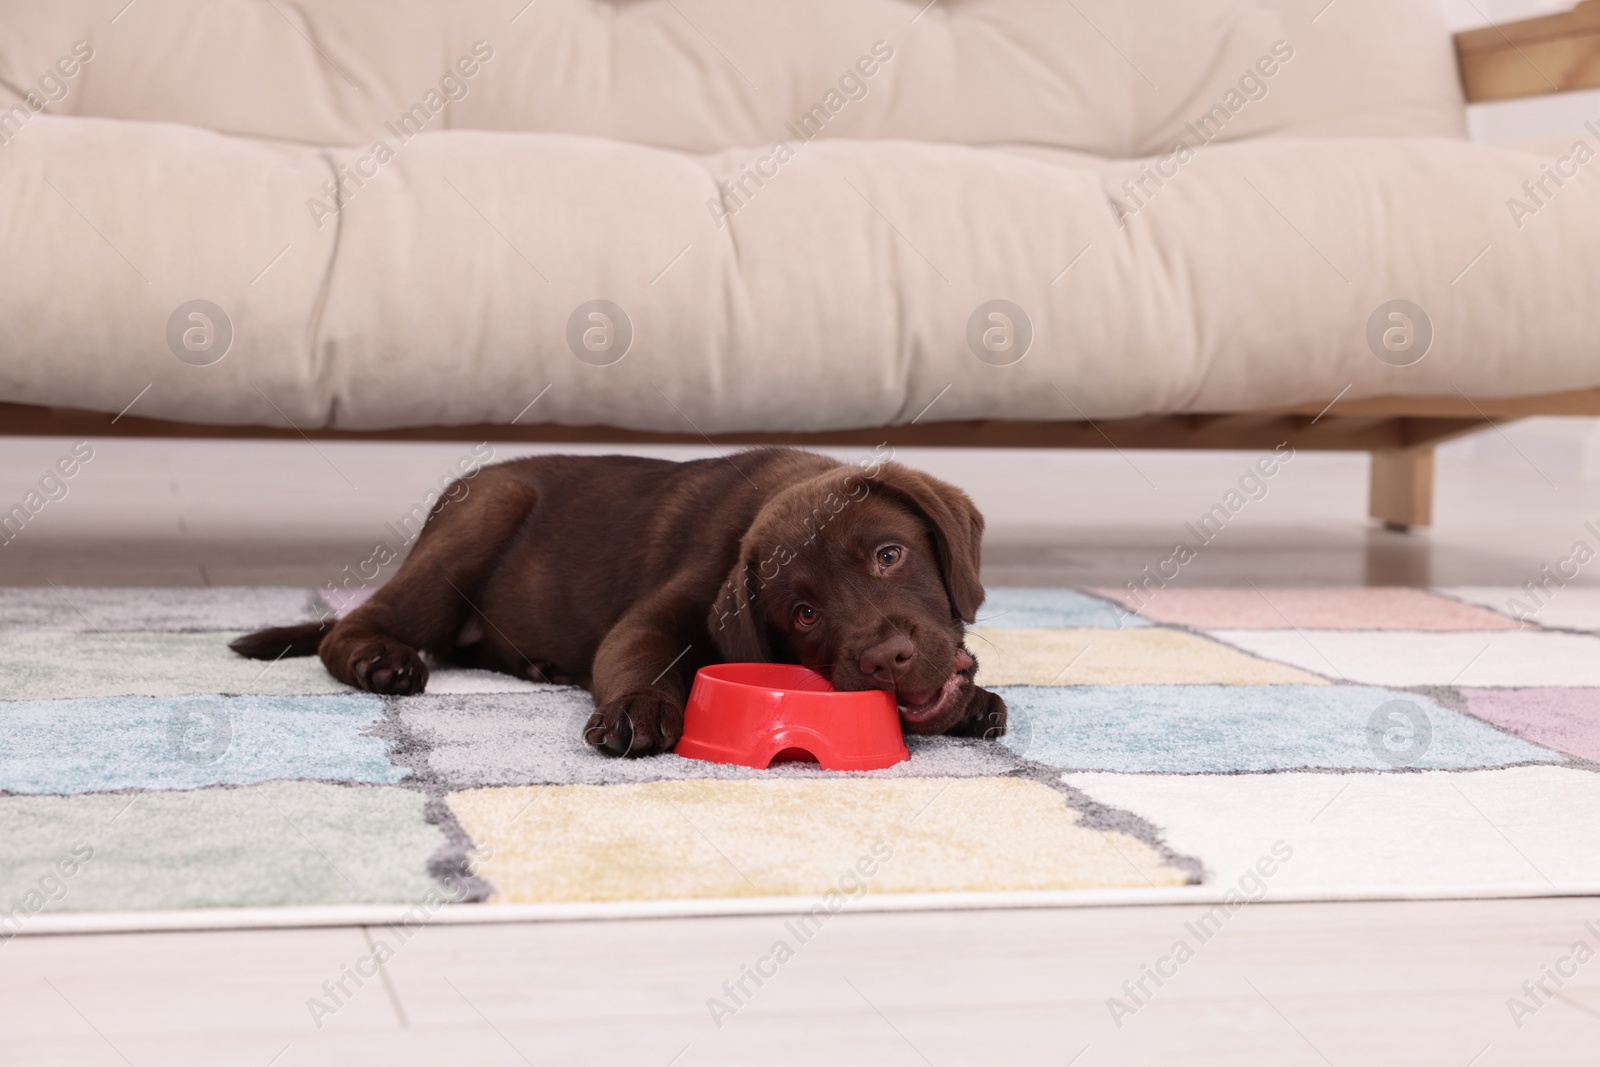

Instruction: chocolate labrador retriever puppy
[232,447,1006,756]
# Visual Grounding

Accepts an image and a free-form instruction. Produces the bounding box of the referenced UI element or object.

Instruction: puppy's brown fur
[232,448,1005,756]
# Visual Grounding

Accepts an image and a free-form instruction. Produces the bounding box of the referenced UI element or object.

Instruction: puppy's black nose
[859,635,915,684]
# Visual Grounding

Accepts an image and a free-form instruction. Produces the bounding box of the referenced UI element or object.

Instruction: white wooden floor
[3,437,1599,1063]
[5,900,1599,1065]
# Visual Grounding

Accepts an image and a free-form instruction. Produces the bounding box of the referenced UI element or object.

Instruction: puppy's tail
[229,621,332,660]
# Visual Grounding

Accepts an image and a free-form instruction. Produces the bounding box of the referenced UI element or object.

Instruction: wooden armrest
[1456,0,1600,102]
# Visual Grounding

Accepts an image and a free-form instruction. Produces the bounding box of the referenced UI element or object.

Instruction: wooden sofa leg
[1369,448,1434,531]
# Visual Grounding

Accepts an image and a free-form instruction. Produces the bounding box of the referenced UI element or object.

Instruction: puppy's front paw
[948,686,1007,740]
[584,691,683,757]
[331,637,429,695]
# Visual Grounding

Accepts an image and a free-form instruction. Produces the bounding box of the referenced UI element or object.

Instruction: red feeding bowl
[675,663,909,771]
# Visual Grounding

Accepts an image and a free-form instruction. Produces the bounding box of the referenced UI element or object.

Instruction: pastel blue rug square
[995,684,1564,772]
[0,694,401,793]
[978,588,1149,629]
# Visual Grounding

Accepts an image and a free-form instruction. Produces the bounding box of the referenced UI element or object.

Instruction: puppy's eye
[793,604,818,629]
[875,545,904,568]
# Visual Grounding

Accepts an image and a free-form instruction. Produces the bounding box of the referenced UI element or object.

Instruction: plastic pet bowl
[674,663,909,771]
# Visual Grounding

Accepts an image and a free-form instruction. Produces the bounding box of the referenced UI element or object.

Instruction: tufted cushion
[0,0,1464,157]
[4,115,1599,434]
[17,1,1595,441]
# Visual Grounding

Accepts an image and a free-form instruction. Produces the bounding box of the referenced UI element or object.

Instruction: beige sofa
[3,0,1598,527]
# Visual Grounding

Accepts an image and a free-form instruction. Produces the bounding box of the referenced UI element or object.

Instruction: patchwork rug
[2,584,1598,933]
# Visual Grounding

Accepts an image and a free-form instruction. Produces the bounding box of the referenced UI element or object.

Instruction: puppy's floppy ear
[871,462,986,623]
[708,549,772,662]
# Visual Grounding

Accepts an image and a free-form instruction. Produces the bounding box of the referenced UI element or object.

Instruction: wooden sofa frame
[7,4,1600,531]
